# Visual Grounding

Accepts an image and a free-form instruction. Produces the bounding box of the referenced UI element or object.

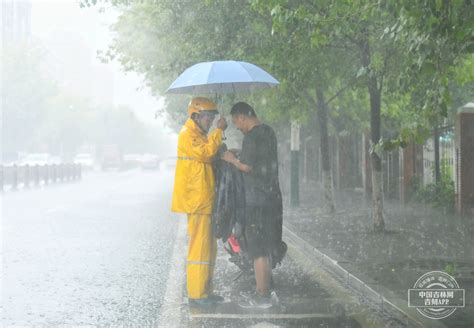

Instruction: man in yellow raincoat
[171,97,227,307]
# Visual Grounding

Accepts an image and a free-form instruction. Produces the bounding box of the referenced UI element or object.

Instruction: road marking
[249,322,281,327]
[190,313,336,319]
[157,217,187,327]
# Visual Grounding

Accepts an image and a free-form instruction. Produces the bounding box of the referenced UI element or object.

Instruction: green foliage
[387,0,474,126]
[452,54,474,85]
[412,162,455,213]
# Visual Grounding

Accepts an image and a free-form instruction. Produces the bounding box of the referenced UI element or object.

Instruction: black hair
[230,102,257,117]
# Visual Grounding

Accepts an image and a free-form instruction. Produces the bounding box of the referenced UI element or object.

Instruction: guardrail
[0,163,82,192]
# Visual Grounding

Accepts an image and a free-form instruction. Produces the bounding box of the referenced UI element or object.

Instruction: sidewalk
[284,181,474,328]
[180,246,363,327]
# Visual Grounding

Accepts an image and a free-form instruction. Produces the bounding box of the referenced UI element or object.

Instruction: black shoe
[208,294,225,303]
[189,298,217,308]
[238,292,273,309]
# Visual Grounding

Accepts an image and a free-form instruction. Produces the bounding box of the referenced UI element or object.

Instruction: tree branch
[324,77,356,105]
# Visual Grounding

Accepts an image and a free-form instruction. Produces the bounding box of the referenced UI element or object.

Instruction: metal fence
[423,125,455,186]
[0,163,82,192]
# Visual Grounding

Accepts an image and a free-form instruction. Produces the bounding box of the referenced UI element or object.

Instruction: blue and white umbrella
[166,60,279,94]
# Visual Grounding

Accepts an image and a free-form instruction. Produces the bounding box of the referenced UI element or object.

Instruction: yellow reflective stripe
[187,260,210,265]
[187,261,215,266]
[177,156,212,164]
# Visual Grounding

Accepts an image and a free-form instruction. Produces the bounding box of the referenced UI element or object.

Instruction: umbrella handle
[217,110,227,140]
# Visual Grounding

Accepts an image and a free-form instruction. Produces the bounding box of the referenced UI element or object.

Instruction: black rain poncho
[211,145,286,267]
[212,155,246,241]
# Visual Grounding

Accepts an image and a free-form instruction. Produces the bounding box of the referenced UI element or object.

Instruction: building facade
[2,0,32,44]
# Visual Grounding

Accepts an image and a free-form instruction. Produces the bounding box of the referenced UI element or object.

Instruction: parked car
[123,154,142,169]
[74,153,95,170]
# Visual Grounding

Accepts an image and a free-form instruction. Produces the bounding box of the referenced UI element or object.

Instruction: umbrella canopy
[166,60,279,94]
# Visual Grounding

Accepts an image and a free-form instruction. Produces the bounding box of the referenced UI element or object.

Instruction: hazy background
[2,0,177,165]
[30,0,163,121]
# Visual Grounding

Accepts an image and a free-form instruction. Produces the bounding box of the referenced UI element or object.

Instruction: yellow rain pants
[187,214,217,299]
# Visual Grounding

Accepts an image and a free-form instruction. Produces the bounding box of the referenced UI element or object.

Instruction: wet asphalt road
[2,168,179,326]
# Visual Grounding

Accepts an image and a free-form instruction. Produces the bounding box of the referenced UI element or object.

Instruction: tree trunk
[316,88,335,214]
[368,77,385,231]
[360,37,385,231]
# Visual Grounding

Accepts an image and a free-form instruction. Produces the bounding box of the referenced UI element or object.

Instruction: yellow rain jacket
[171,118,223,214]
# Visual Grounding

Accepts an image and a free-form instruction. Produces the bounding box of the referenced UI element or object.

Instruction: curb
[283,222,448,328]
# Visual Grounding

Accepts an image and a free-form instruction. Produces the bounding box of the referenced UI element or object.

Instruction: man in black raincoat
[221,102,284,309]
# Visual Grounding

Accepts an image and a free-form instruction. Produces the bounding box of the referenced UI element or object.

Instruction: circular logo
[408,271,464,320]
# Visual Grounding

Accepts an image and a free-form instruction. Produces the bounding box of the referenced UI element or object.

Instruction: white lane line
[189,313,336,319]
[157,217,187,327]
[249,323,281,328]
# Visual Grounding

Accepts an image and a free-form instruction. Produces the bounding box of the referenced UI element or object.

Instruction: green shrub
[413,178,455,213]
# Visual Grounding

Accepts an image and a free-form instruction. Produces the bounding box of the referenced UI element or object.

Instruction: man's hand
[216,117,228,131]
[221,150,252,173]
[229,148,240,156]
[221,150,236,163]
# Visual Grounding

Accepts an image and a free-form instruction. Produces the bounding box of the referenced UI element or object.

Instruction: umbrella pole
[215,93,227,141]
